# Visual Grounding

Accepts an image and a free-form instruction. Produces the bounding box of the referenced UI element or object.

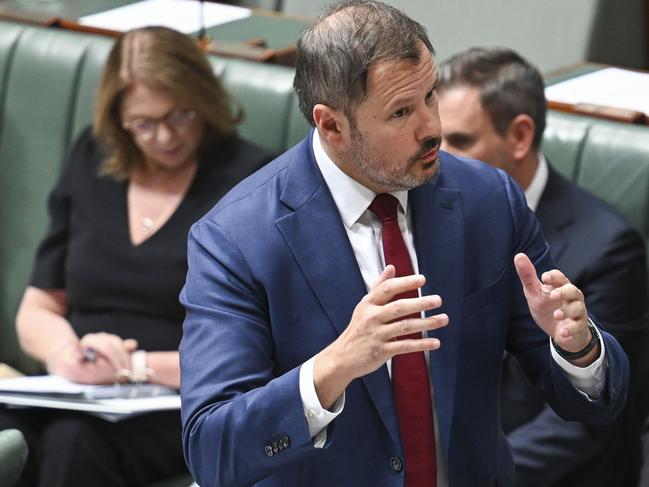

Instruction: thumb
[514,253,541,296]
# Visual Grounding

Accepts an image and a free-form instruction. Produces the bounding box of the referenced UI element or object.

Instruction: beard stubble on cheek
[350,127,442,191]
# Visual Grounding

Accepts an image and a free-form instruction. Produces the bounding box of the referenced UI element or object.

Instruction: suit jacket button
[264,445,274,457]
[281,435,290,449]
[389,456,403,472]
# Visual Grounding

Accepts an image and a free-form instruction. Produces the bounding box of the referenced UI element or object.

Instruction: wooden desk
[0,0,310,65]
[545,63,648,125]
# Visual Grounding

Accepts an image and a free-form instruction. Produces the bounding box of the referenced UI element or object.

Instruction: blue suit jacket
[179,135,629,487]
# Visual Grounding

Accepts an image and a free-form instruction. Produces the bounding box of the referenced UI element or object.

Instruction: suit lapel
[536,164,574,262]
[410,166,464,455]
[275,135,401,447]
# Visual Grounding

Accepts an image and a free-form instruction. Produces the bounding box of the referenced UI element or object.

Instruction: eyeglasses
[122,108,197,141]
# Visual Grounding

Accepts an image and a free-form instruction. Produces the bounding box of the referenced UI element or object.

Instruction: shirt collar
[312,130,409,228]
[524,152,548,212]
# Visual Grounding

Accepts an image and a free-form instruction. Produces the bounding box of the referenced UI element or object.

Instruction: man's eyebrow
[386,82,437,110]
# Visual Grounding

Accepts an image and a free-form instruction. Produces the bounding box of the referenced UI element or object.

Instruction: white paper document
[545,67,649,116]
[0,393,181,422]
[0,375,180,421]
[0,374,175,399]
[79,0,252,34]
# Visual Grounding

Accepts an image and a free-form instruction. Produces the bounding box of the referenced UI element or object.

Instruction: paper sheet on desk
[0,375,180,421]
[545,67,649,116]
[78,0,252,34]
[0,393,181,422]
[0,374,176,399]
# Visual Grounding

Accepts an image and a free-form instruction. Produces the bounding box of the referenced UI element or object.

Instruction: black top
[31,127,270,351]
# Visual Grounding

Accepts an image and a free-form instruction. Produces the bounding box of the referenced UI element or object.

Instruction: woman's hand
[79,332,138,372]
[48,333,138,384]
[47,340,115,384]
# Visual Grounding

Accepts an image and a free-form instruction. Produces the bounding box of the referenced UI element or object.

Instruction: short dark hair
[294,0,434,127]
[438,47,547,149]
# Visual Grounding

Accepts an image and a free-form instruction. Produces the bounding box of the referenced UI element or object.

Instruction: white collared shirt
[525,152,549,212]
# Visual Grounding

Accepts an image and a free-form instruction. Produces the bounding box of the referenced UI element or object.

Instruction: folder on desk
[545,67,649,124]
[0,375,180,422]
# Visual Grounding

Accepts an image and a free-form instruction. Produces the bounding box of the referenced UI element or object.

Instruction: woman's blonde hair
[94,26,241,179]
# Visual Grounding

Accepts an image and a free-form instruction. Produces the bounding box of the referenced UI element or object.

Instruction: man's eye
[392,108,409,119]
[425,89,436,102]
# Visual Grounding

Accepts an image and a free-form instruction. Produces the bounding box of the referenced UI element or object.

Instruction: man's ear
[313,104,349,147]
[506,114,535,162]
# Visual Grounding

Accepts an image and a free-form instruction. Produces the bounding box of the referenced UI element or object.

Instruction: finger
[514,253,541,295]
[81,334,130,371]
[385,337,441,357]
[542,269,570,288]
[74,357,117,385]
[553,296,585,320]
[370,265,397,290]
[556,319,590,342]
[549,283,583,304]
[123,339,138,352]
[370,273,426,306]
[382,295,442,323]
[381,313,449,341]
[554,299,586,321]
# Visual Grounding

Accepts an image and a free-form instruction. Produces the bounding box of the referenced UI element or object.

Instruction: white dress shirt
[298,135,605,485]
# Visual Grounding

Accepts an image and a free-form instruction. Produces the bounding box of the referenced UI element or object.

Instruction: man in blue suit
[437,47,648,487]
[179,2,629,486]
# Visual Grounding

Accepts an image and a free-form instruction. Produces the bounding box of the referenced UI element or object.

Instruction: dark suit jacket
[179,139,629,487]
[501,163,648,487]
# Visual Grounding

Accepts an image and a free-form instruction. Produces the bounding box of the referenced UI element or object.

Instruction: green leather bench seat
[542,111,649,271]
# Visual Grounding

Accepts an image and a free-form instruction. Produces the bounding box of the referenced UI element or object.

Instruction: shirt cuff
[550,320,607,400]
[299,356,345,448]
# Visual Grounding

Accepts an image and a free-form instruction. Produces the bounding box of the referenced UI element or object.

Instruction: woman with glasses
[1,26,270,487]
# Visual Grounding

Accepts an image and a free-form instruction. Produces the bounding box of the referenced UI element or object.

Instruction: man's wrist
[552,320,600,362]
[313,347,349,411]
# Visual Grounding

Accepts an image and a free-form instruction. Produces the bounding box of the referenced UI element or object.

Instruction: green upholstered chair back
[0,25,114,373]
[543,110,649,278]
[542,111,594,181]
[577,121,649,250]
[208,55,310,155]
[0,20,310,374]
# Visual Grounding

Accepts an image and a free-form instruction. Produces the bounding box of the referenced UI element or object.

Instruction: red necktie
[368,193,437,487]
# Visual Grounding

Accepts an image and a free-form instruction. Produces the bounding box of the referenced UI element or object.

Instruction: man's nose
[416,106,441,142]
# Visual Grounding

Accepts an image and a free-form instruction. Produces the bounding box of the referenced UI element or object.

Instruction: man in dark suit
[179,4,629,486]
[437,47,648,487]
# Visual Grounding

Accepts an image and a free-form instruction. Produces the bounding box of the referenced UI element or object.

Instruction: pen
[83,347,96,363]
